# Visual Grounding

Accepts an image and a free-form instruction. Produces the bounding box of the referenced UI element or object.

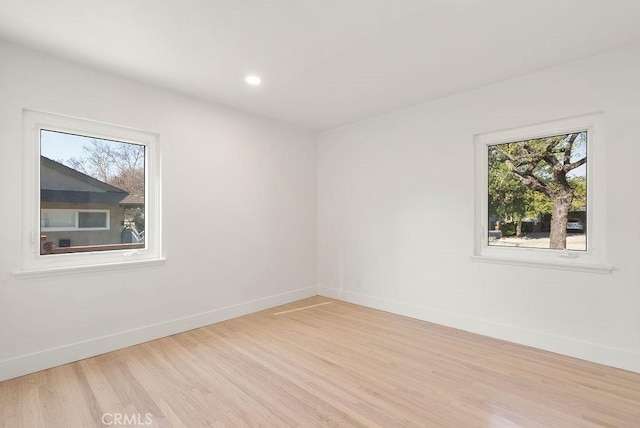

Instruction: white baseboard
[318,286,640,374]
[0,286,317,382]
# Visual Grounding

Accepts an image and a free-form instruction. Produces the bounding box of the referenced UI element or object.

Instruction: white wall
[318,44,640,373]
[0,41,317,380]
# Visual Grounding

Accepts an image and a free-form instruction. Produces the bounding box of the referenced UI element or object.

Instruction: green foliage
[125,207,145,233]
[569,176,587,210]
[500,222,517,237]
[526,189,554,215]
[488,161,527,219]
[488,151,554,221]
[488,132,587,226]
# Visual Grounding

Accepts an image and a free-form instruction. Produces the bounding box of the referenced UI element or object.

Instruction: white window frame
[18,110,163,278]
[41,209,110,232]
[472,113,611,274]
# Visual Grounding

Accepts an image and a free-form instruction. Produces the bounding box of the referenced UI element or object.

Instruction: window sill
[14,258,166,280]
[471,255,612,274]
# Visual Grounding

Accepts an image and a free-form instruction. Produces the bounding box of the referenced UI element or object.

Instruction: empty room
[1,1,640,426]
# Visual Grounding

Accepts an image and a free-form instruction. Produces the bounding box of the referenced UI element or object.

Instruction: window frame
[18,110,163,277]
[472,113,611,274]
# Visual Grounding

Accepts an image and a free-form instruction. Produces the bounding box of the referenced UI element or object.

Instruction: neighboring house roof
[41,156,144,205]
[119,193,145,205]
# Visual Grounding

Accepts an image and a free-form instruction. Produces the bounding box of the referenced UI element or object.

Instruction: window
[473,114,611,273]
[41,210,77,230]
[78,211,109,229]
[41,209,109,231]
[19,110,162,277]
[487,131,587,251]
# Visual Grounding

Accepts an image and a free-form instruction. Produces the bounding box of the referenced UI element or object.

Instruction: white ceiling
[1,1,640,131]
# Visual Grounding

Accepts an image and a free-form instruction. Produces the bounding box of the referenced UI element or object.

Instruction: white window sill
[471,255,612,274]
[14,258,166,280]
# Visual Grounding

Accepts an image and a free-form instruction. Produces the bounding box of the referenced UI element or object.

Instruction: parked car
[566,218,584,233]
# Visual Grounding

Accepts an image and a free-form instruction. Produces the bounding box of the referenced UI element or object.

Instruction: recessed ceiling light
[245,75,262,86]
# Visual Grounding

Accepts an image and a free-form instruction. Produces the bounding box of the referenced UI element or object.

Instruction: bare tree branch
[493,146,516,163]
[562,133,579,165]
[563,156,587,172]
[503,159,554,197]
[542,136,565,168]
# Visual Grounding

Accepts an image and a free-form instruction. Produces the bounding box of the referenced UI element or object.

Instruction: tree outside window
[488,131,587,251]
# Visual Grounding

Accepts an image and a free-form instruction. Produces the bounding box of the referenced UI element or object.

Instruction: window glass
[78,212,108,228]
[41,211,76,229]
[487,131,587,251]
[40,130,145,254]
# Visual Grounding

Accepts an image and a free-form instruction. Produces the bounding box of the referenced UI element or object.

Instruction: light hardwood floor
[1,296,640,427]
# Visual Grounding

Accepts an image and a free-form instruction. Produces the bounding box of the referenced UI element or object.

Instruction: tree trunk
[549,191,573,249]
[516,219,523,237]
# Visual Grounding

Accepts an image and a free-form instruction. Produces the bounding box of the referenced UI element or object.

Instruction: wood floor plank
[1,296,639,427]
